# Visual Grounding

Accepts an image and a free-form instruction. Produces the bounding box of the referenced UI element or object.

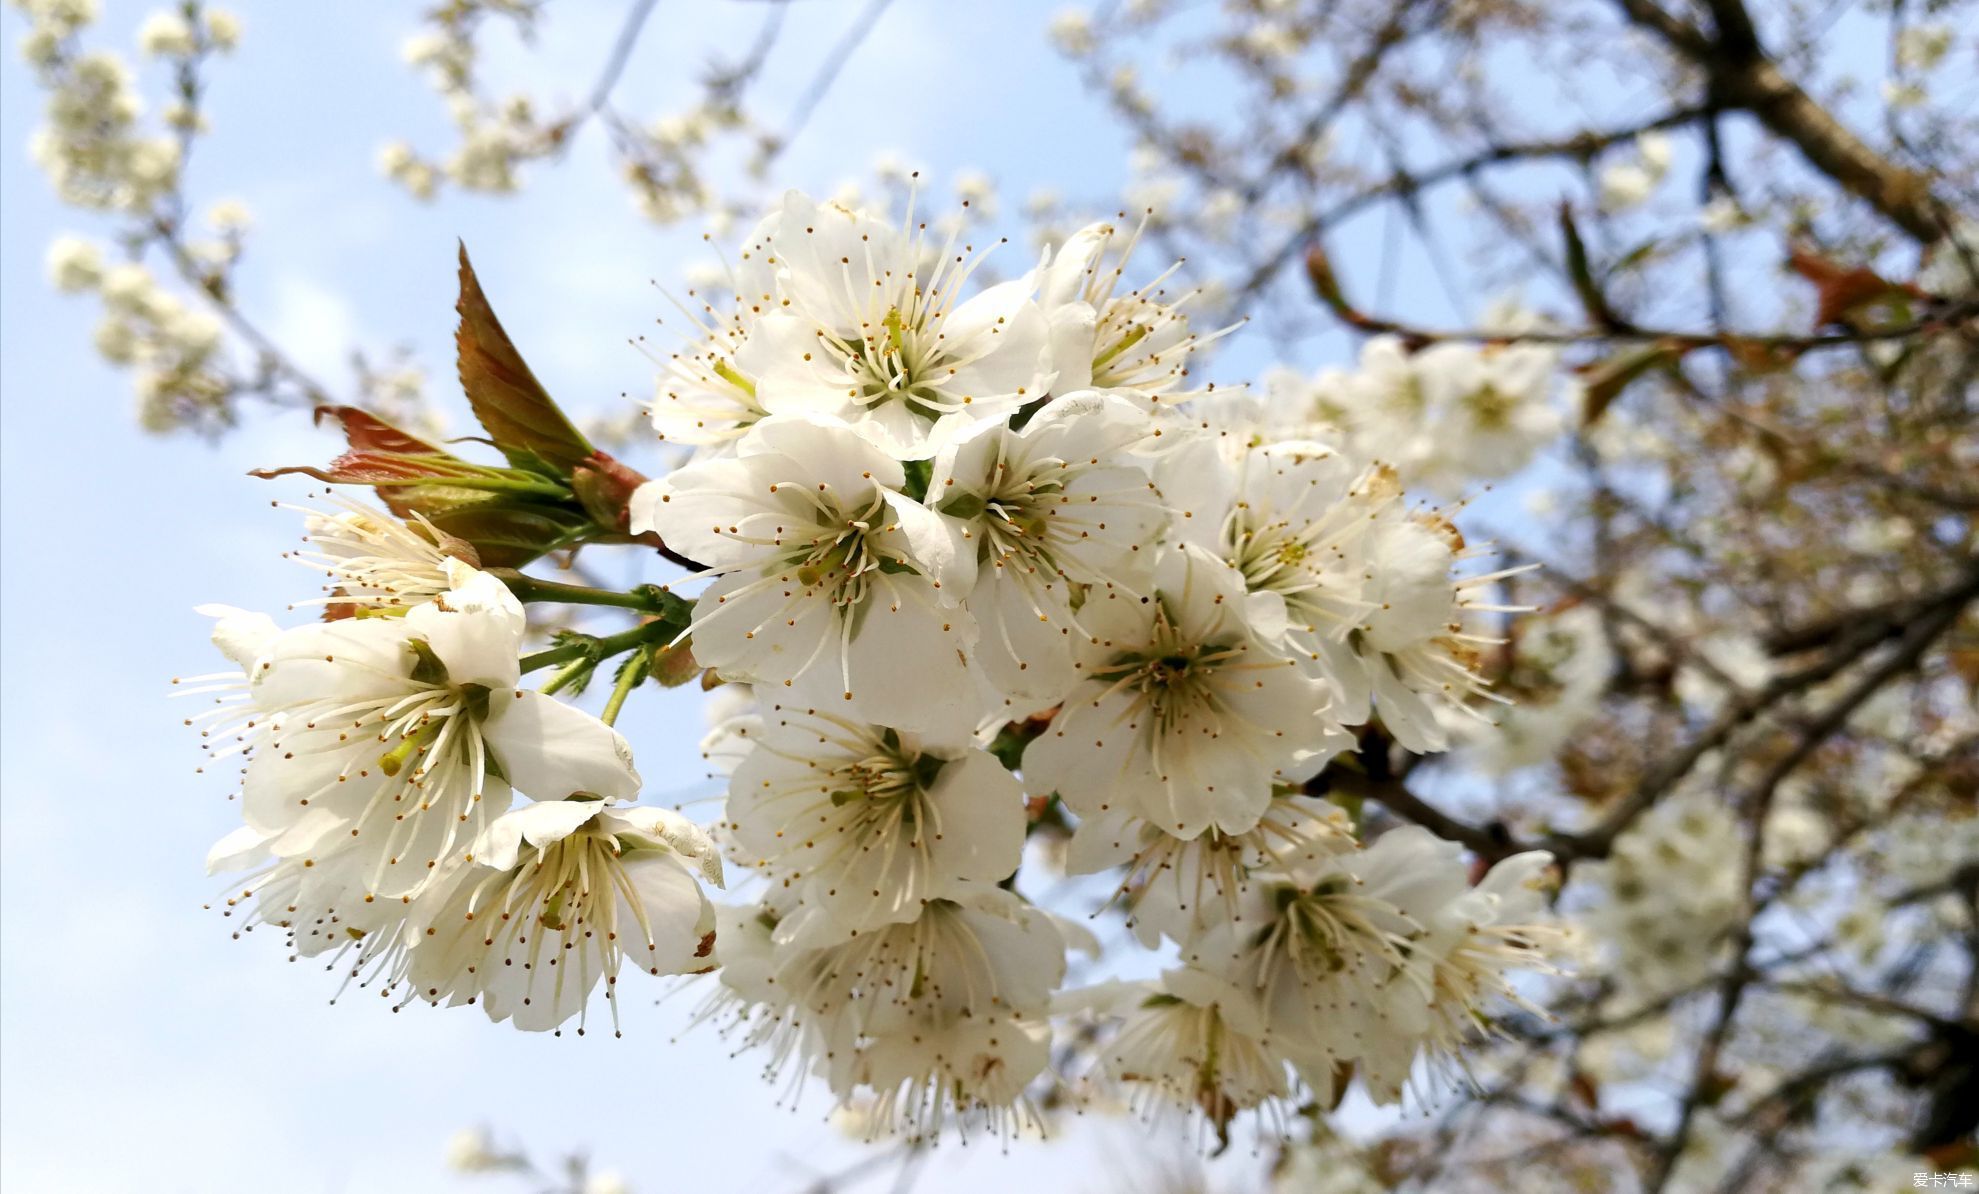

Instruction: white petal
[204,824,274,874]
[832,574,978,735]
[405,567,524,690]
[1022,684,1146,818]
[1063,807,1143,875]
[923,749,1027,885]
[603,805,726,888]
[689,564,839,686]
[970,565,1080,705]
[197,604,280,670]
[881,490,975,599]
[471,798,605,870]
[618,852,717,973]
[250,617,414,711]
[480,690,642,802]
[1038,222,1113,306]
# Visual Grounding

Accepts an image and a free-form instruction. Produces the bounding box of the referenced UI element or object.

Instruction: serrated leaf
[323,405,450,456]
[456,244,595,475]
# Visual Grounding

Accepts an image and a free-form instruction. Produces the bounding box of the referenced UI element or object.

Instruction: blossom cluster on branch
[181,189,1570,1146]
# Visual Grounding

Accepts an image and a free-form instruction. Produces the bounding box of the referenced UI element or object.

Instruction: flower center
[979,460,1069,565]
[1465,383,1516,429]
[832,732,946,814]
[784,493,895,609]
[840,305,954,418]
[1093,609,1248,733]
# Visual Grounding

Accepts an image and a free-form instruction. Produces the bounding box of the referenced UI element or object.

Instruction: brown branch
[1611,0,1950,242]
[584,0,662,116]
[1764,575,1979,657]
[1765,980,1975,1038]
[1323,769,1521,861]
[1238,107,1710,302]
[1303,245,1979,352]
[1644,568,1977,1191]
[1555,563,1976,867]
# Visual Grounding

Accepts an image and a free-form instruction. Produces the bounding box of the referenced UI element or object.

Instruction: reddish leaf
[252,403,595,567]
[1924,1140,1978,1172]
[455,244,595,475]
[1722,336,1801,374]
[1600,1116,1646,1139]
[317,405,448,457]
[253,451,500,489]
[1697,1067,1739,1106]
[1305,243,1348,313]
[1787,247,1919,329]
[252,406,486,519]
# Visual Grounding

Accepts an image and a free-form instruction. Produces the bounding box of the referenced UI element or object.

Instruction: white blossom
[730,190,1054,461]
[1038,218,1219,406]
[1068,790,1355,947]
[1331,510,1517,752]
[631,415,979,735]
[1578,788,1743,1000]
[1025,544,1351,839]
[1190,828,1562,1106]
[188,563,640,923]
[1048,7,1096,55]
[443,1126,507,1173]
[723,704,1026,935]
[401,800,722,1034]
[43,233,103,291]
[1087,967,1290,1127]
[931,390,1168,707]
[201,6,241,50]
[135,10,194,57]
[719,887,1067,1137]
[280,497,474,612]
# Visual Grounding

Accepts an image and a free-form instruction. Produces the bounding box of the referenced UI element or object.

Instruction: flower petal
[480,690,641,802]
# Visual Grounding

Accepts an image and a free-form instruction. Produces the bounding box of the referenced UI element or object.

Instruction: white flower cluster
[184,503,725,1035]
[621,191,1565,1136]
[15,1,236,213]
[21,4,256,433]
[378,11,557,202]
[383,6,754,225]
[1269,309,1563,498]
[181,188,1568,1144]
[1597,130,1674,211]
[1458,603,1614,775]
[46,244,230,429]
[1079,829,1564,1125]
[1578,786,1743,1001]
